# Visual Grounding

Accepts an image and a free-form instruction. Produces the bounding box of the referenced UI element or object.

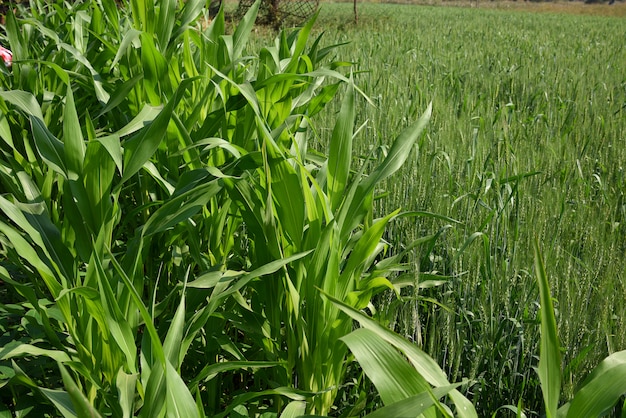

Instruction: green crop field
[296,3,626,414]
[0,0,625,416]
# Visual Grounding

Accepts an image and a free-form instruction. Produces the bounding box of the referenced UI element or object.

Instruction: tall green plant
[0,0,351,415]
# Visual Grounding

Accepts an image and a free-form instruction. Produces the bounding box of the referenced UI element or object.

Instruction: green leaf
[269,150,305,248]
[111,28,142,69]
[279,401,306,418]
[115,104,162,137]
[63,84,86,178]
[173,0,205,40]
[156,0,177,50]
[39,388,77,418]
[0,198,74,285]
[340,328,432,406]
[57,42,110,104]
[120,78,194,186]
[31,116,68,176]
[163,289,187,369]
[59,363,103,418]
[534,239,561,418]
[337,210,400,300]
[0,342,71,363]
[190,361,281,384]
[116,369,138,418]
[0,220,61,296]
[140,32,168,104]
[94,134,123,174]
[98,74,143,118]
[327,82,355,212]
[141,179,222,238]
[232,0,261,60]
[559,350,626,418]
[326,292,477,418]
[338,103,432,239]
[165,359,201,418]
[0,90,44,120]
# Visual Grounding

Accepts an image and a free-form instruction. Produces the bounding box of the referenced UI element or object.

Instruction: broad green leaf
[140,362,167,418]
[190,361,282,384]
[534,239,561,418]
[279,401,306,418]
[91,245,137,374]
[163,289,187,369]
[31,116,68,176]
[116,369,137,418]
[141,179,222,238]
[96,249,166,369]
[0,402,11,418]
[120,79,193,186]
[98,74,143,118]
[0,111,13,148]
[111,28,142,69]
[232,0,261,60]
[559,350,626,418]
[363,384,463,418]
[326,292,477,418]
[269,149,305,248]
[0,220,61,296]
[39,388,76,418]
[141,32,168,104]
[115,105,162,137]
[0,90,44,120]
[156,0,177,50]
[165,359,201,418]
[0,342,71,363]
[172,0,205,40]
[63,84,85,178]
[341,328,432,406]
[214,387,311,418]
[327,82,355,212]
[187,269,244,289]
[337,210,400,300]
[58,42,110,103]
[0,198,74,284]
[83,140,116,230]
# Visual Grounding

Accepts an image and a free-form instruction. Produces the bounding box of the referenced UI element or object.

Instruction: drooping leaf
[59,363,103,418]
[326,292,477,418]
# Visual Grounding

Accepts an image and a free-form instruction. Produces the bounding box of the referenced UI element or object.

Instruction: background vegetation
[293,3,626,414]
[0,0,625,417]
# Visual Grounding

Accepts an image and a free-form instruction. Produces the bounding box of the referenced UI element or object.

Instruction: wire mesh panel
[236,0,319,25]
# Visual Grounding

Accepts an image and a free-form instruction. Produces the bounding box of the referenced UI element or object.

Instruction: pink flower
[0,45,12,68]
